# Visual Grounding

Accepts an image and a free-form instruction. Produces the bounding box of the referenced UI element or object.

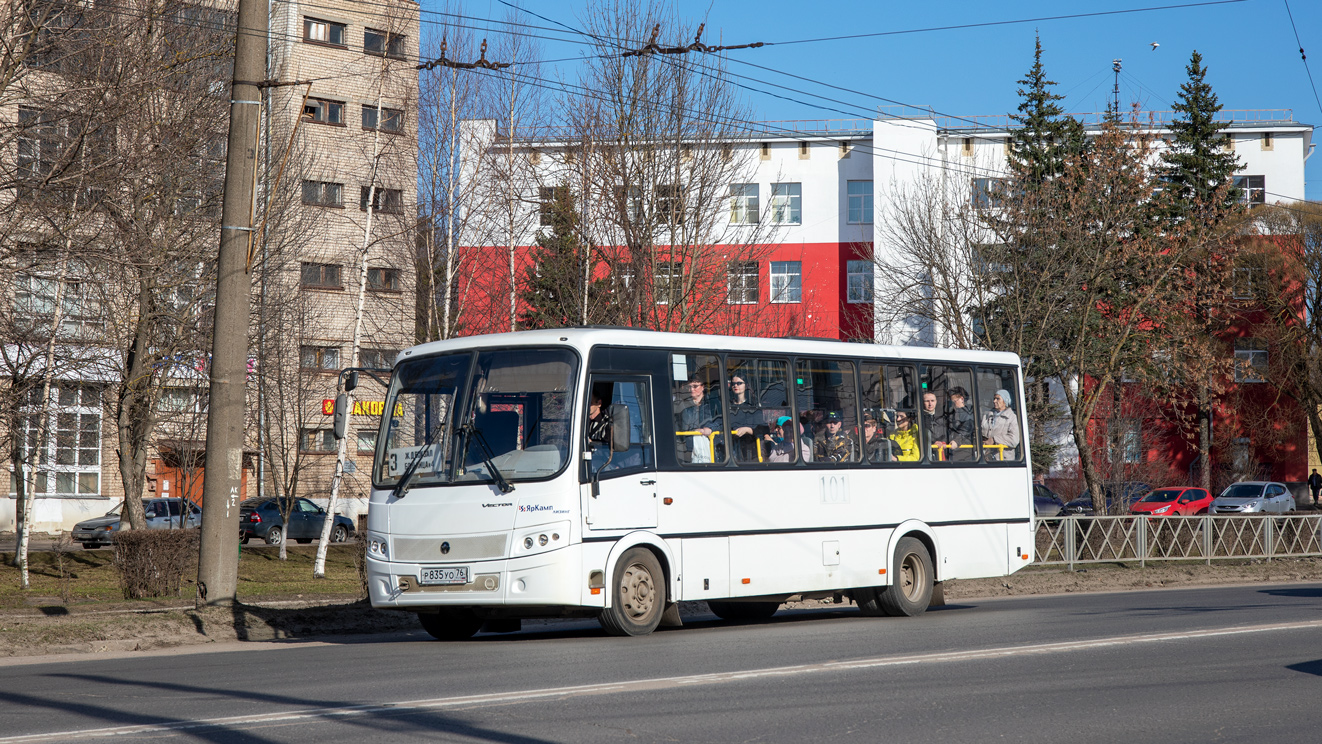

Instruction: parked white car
[1209,481,1296,514]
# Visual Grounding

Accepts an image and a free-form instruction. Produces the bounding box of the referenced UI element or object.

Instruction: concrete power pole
[196,0,268,608]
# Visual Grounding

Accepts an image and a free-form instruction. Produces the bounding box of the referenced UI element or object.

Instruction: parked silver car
[70,498,200,548]
[1209,481,1296,514]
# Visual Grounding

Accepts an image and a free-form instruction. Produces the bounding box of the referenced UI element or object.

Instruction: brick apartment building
[1,0,418,532]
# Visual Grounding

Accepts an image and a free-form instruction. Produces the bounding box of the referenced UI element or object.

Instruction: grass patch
[0,544,363,610]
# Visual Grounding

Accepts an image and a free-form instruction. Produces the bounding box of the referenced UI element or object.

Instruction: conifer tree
[1161,50,1242,220]
[519,188,616,329]
[1006,35,1086,185]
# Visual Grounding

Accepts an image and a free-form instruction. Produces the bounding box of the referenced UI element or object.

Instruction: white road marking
[6,618,1322,742]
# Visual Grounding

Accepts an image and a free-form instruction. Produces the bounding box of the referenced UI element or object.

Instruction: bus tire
[877,536,934,617]
[599,547,665,637]
[707,600,779,622]
[418,608,484,641]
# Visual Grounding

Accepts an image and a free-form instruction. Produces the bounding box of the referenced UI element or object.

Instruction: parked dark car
[1064,482,1152,516]
[239,497,354,545]
[71,498,199,548]
[1033,484,1066,518]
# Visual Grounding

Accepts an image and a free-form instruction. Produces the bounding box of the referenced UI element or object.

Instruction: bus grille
[392,534,508,562]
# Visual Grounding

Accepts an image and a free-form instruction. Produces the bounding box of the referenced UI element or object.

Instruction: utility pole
[196,0,267,608]
[1112,59,1122,116]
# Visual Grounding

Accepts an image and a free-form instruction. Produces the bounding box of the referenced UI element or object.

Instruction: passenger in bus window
[981,389,1021,460]
[586,395,611,445]
[859,413,890,462]
[921,392,953,459]
[728,373,762,462]
[888,412,921,462]
[947,386,977,461]
[764,416,803,463]
[815,411,852,463]
[676,375,721,463]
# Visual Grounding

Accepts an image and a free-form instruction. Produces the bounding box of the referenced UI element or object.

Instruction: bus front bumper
[366,543,593,610]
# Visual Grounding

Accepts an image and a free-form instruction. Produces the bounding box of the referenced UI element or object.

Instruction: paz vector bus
[353,328,1033,639]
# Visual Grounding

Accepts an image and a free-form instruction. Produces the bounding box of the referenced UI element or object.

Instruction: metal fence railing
[1034,515,1322,569]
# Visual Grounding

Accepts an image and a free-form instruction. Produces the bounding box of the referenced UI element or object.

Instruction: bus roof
[396,328,1021,368]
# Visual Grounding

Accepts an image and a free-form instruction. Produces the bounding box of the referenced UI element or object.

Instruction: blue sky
[422,0,1322,199]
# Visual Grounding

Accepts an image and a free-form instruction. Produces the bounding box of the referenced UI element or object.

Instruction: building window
[303,98,344,125]
[1119,420,1142,463]
[1232,267,1257,300]
[613,185,642,223]
[357,430,377,455]
[360,348,398,369]
[300,262,341,289]
[303,17,345,46]
[538,186,568,226]
[760,142,770,160]
[300,428,336,453]
[11,383,102,496]
[359,187,402,213]
[361,105,403,132]
[657,185,684,222]
[798,141,810,159]
[1234,337,1266,383]
[771,183,801,224]
[770,261,802,303]
[847,180,873,224]
[729,183,759,224]
[1233,175,1265,205]
[301,180,342,207]
[972,177,1006,209]
[13,269,105,340]
[655,261,682,305]
[846,260,873,304]
[366,267,400,292]
[726,262,759,304]
[300,345,340,373]
[159,387,206,414]
[364,28,405,58]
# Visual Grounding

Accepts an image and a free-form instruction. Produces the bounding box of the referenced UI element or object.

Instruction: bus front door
[584,377,658,530]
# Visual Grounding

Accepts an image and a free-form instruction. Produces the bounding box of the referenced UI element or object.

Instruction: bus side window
[861,363,920,464]
[727,357,794,464]
[923,365,979,463]
[975,367,1022,462]
[671,354,726,465]
[797,358,859,465]
[587,379,654,477]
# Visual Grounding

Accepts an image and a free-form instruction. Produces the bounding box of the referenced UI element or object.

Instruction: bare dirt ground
[4,557,1322,661]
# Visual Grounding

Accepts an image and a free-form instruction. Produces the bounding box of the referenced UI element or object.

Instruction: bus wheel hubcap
[620,563,655,619]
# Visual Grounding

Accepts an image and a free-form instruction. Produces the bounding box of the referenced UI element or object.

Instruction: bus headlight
[369,537,389,559]
[517,521,569,556]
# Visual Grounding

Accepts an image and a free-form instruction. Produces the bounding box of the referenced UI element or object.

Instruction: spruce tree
[1007,35,1086,185]
[519,188,615,329]
[1161,50,1242,221]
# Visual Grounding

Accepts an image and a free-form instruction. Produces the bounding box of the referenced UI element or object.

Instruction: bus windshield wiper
[461,423,515,494]
[390,449,428,500]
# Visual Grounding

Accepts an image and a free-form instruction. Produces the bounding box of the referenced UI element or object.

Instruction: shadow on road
[1258,586,1322,598]
[1286,659,1322,676]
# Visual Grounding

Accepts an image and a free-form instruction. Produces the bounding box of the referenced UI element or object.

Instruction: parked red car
[1130,486,1213,516]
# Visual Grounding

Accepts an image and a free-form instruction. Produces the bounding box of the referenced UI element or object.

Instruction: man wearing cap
[815,411,852,463]
[859,412,889,462]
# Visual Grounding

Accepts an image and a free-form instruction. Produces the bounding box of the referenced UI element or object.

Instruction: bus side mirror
[344,370,359,392]
[333,393,349,440]
[609,404,631,453]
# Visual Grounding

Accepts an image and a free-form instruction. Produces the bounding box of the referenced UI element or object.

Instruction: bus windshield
[374,348,578,489]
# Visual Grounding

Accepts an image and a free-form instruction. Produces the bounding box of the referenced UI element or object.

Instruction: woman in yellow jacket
[888,411,921,462]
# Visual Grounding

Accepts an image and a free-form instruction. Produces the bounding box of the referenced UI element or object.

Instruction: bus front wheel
[856,537,934,617]
[418,608,484,641]
[599,548,666,637]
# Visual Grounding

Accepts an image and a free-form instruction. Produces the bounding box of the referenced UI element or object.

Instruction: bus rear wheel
[856,536,934,617]
[418,608,484,641]
[599,548,665,637]
[707,600,779,622]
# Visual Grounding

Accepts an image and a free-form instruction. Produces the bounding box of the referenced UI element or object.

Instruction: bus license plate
[420,566,470,586]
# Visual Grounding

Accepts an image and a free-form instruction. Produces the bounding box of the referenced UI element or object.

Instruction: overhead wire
[1281,0,1322,116]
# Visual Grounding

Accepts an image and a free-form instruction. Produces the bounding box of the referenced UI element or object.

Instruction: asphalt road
[3,583,1322,743]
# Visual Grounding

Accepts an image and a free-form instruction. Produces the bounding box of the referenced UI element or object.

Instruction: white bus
[363,328,1033,639]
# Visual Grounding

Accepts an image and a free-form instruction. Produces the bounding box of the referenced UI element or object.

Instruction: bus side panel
[729,533,832,597]
[931,523,1009,580]
[1007,521,1034,574]
[678,537,730,600]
